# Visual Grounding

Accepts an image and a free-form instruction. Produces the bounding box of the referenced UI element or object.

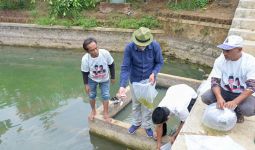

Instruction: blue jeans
[88,78,110,101]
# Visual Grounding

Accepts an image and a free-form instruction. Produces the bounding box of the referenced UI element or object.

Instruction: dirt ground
[0,0,238,24]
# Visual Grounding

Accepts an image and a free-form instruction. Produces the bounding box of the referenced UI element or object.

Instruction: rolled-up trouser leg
[201,89,217,105]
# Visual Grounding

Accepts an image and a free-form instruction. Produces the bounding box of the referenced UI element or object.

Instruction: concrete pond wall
[0,22,228,67]
[89,73,202,150]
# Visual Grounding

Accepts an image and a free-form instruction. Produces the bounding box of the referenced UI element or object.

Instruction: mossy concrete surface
[0,23,222,67]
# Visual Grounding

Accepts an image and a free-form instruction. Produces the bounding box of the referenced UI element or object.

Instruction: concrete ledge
[89,73,202,149]
[171,97,255,150]
[157,73,202,89]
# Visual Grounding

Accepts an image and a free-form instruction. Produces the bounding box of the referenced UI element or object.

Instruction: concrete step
[235,8,255,19]
[239,0,255,9]
[231,18,255,30]
[243,40,255,56]
[229,28,255,41]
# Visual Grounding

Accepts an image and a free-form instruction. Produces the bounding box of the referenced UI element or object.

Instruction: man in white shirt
[81,37,115,122]
[201,35,255,123]
[152,84,197,150]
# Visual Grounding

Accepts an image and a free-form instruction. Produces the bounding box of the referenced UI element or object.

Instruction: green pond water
[0,46,211,150]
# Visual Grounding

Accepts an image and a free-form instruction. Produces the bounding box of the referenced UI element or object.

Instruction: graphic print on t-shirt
[224,76,245,93]
[92,64,106,79]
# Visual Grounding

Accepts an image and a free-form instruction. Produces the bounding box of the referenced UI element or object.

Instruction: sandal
[236,114,244,123]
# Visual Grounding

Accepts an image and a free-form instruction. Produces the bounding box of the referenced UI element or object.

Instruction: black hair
[83,37,97,51]
[152,107,170,124]
[162,122,167,136]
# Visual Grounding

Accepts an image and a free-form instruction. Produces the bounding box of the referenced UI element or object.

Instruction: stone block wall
[0,23,223,66]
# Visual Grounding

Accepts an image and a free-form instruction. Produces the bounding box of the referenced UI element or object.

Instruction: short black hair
[152,107,170,124]
[83,37,97,51]
[162,122,167,136]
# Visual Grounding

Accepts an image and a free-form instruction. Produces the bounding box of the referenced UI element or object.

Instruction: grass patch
[72,17,98,29]
[0,0,34,10]
[34,16,98,29]
[34,15,160,29]
[110,16,160,29]
[168,0,208,10]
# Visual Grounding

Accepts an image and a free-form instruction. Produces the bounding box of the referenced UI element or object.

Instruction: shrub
[46,0,97,18]
[168,0,209,10]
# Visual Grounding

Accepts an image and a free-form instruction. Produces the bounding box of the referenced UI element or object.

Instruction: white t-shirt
[81,49,114,82]
[158,84,197,121]
[211,52,255,93]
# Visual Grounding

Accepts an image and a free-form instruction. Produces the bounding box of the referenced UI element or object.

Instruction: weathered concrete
[229,0,255,56]
[157,73,202,90]
[0,23,223,67]
[159,16,230,45]
[89,73,202,150]
[171,97,255,150]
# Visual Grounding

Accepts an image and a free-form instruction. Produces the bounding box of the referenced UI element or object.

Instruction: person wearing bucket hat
[132,27,154,47]
[201,35,255,123]
[118,27,164,138]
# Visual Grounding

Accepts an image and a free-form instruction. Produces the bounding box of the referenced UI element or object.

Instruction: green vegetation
[0,0,35,9]
[0,0,211,29]
[168,0,209,10]
[34,15,160,29]
[45,0,96,18]
[35,17,98,29]
[112,16,160,29]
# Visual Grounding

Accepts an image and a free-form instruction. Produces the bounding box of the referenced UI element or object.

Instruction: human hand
[217,98,225,109]
[85,84,90,94]
[169,135,176,144]
[111,79,115,84]
[149,73,155,85]
[117,87,127,98]
[224,101,238,110]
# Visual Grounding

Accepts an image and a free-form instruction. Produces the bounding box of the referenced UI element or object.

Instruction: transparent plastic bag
[132,82,158,109]
[160,142,171,150]
[202,103,237,131]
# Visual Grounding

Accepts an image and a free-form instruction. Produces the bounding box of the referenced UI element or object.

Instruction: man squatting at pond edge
[201,35,255,123]
[152,84,197,150]
[81,37,115,123]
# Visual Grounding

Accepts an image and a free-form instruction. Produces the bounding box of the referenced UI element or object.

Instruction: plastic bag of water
[132,82,158,109]
[202,103,237,131]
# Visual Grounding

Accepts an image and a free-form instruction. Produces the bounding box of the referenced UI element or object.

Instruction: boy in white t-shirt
[81,37,115,122]
[152,84,197,150]
[201,35,255,123]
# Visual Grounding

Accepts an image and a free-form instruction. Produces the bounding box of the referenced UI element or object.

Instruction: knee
[102,92,110,100]
[89,90,96,100]
[239,107,255,116]
[201,93,211,105]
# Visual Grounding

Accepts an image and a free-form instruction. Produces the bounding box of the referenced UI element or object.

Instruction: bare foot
[103,114,112,123]
[88,110,96,121]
